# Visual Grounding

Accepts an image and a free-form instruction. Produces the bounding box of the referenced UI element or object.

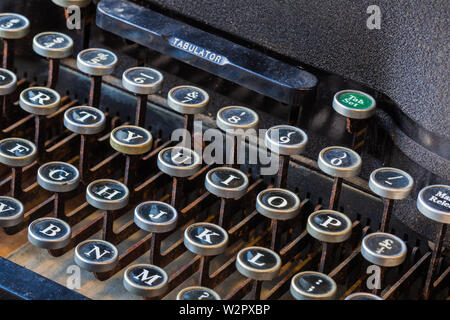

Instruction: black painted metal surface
[96,0,317,106]
[0,257,88,300]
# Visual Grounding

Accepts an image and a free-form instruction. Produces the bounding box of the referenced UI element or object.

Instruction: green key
[332,89,376,119]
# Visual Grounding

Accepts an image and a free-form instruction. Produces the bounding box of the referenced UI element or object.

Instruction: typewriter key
[205,167,249,227]
[37,161,80,219]
[122,67,163,126]
[256,188,301,252]
[52,0,92,8]
[134,201,178,264]
[332,90,376,153]
[307,210,352,273]
[333,90,376,120]
[19,87,61,116]
[37,161,80,193]
[344,292,383,300]
[33,32,73,88]
[64,105,106,135]
[135,201,178,233]
[86,179,129,211]
[168,85,209,146]
[361,232,407,267]
[0,196,24,227]
[110,125,153,156]
[318,146,362,210]
[28,217,71,249]
[265,125,308,188]
[0,13,30,69]
[236,246,281,300]
[256,188,300,221]
[184,222,228,256]
[0,137,37,197]
[110,125,153,186]
[369,167,414,232]
[216,106,259,167]
[64,106,105,181]
[176,286,221,300]
[77,48,118,108]
[417,185,450,299]
[0,68,17,128]
[158,146,202,209]
[290,271,337,300]
[74,239,118,272]
[123,264,168,298]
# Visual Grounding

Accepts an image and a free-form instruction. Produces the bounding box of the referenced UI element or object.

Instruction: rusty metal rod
[89,75,102,109]
[46,58,60,89]
[329,177,343,211]
[380,198,394,232]
[2,39,14,70]
[423,223,447,300]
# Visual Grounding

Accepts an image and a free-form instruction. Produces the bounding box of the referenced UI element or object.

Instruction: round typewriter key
[168,85,209,114]
[205,167,249,199]
[0,137,37,167]
[122,67,163,95]
[344,292,383,300]
[307,210,352,243]
[110,125,153,155]
[236,246,281,281]
[256,188,300,220]
[52,0,92,8]
[290,271,337,300]
[318,146,361,178]
[123,264,168,298]
[265,125,308,156]
[33,32,73,59]
[0,13,30,39]
[134,201,178,233]
[417,185,450,224]
[0,68,17,95]
[369,167,414,200]
[19,87,61,115]
[86,179,129,210]
[333,89,376,120]
[177,286,221,300]
[0,196,24,227]
[361,232,407,267]
[37,161,80,193]
[77,48,118,76]
[64,106,106,135]
[28,217,71,249]
[74,239,118,272]
[216,106,259,133]
[184,222,228,256]
[157,146,202,178]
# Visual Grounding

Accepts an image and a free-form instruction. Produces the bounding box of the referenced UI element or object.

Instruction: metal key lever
[96,0,318,115]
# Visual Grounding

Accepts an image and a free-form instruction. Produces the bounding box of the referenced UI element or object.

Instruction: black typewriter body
[0,0,448,300]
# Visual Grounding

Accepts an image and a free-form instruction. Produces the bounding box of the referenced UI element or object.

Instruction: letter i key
[184,222,228,286]
[122,67,164,127]
[32,32,73,88]
[236,246,281,300]
[77,48,118,109]
[204,167,249,228]
[369,167,414,232]
[0,13,30,69]
[317,146,361,210]
[417,185,450,299]
[167,85,209,148]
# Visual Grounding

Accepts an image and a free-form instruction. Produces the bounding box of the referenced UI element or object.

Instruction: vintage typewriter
[0,0,448,300]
